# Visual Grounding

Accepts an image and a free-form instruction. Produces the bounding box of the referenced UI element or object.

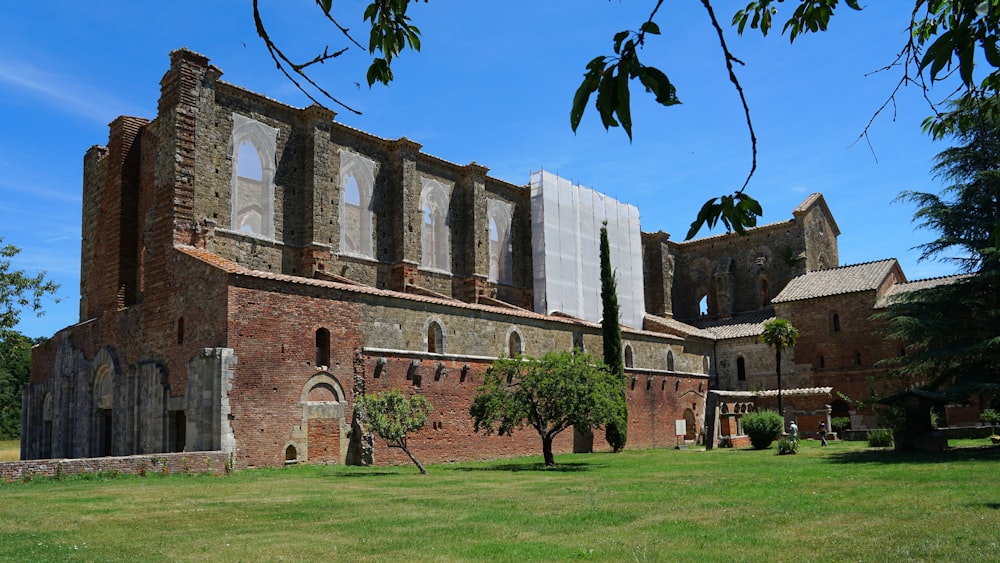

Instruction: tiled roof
[176,245,684,341]
[710,387,833,399]
[643,314,717,340]
[692,309,776,339]
[875,274,968,308]
[771,259,899,303]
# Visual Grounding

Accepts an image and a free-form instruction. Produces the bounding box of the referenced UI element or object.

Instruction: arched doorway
[302,373,346,464]
[683,408,697,441]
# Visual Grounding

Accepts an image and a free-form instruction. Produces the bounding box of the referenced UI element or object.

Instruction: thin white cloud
[0,56,143,124]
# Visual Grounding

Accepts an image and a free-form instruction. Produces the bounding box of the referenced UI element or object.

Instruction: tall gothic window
[487,199,513,284]
[737,356,746,381]
[420,178,451,272]
[230,114,278,238]
[339,150,376,258]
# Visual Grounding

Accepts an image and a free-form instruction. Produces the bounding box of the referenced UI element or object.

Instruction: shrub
[777,436,799,455]
[831,416,851,433]
[867,429,894,448]
[742,410,783,450]
[981,409,1000,430]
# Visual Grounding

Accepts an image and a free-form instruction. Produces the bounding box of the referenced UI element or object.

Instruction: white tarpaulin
[530,170,645,329]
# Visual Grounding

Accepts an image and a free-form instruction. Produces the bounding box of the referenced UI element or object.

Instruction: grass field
[0,440,18,462]
[1,439,998,561]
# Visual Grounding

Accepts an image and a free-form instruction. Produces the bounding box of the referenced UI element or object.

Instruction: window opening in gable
[316,328,331,367]
[508,331,522,357]
[427,321,444,354]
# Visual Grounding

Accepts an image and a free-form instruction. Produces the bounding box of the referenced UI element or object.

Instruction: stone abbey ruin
[19,49,966,469]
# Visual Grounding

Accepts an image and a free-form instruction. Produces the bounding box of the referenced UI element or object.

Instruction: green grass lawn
[0,440,18,462]
[1,439,998,561]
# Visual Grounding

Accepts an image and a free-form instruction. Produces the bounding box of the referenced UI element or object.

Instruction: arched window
[854,350,862,366]
[235,141,264,234]
[832,313,841,332]
[339,150,376,258]
[703,356,710,374]
[624,345,634,369]
[487,199,513,284]
[667,350,675,372]
[737,356,746,381]
[508,330,523,357]
[427,321,444,354]
[420,178,451,272]
[818,354,826,369]
[315,328,331,367]
[572,332,585,352]
[698,294,708,316]
[230,114,277,238]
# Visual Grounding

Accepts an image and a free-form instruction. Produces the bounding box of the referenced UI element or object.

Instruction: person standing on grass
[819,421,828,446]
[789,420,798,441]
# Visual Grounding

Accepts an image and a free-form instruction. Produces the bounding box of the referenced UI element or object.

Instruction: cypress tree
[600,223,628,452]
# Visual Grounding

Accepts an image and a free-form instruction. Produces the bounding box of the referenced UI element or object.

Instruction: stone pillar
[186,348,236,453]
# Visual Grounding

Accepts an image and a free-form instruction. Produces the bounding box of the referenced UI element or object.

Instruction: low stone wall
[842,426,994,442]
[0,451,230,481]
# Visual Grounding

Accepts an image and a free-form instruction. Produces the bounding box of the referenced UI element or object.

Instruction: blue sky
[1,1,963,338]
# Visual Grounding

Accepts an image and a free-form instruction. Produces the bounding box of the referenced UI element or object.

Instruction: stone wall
[0,452,229,481]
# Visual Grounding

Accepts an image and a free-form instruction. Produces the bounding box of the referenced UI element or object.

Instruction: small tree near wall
[356,389,432,474]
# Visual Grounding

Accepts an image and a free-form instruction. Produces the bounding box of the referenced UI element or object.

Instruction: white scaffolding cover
[530,170,645,329]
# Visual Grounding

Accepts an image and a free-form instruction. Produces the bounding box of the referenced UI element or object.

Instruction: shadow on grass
[445,461,600,473]
[328,471,404,478]
[824,444,1000,465]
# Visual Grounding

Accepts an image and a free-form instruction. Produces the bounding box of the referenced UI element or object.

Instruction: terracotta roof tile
[692,309,776,339]
[771,259,898,303]
[177,246,682,341]
[875,274,968,308]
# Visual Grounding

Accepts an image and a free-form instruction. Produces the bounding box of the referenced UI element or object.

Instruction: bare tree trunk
[398,445,427,475]
[776,348,783,421]
[542,434,555,467]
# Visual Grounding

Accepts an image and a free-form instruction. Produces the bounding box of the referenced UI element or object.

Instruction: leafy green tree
[355,388,433,474]
[877,95,1000,403]
[599,223,628,453]
[760,318,799,419]
[254,1,1000,238]
[1,238,59,342]
[470,350,620,467]
[0,332,35,439]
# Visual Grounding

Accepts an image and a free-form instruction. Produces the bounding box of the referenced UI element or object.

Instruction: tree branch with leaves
[253,1,1000,238]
